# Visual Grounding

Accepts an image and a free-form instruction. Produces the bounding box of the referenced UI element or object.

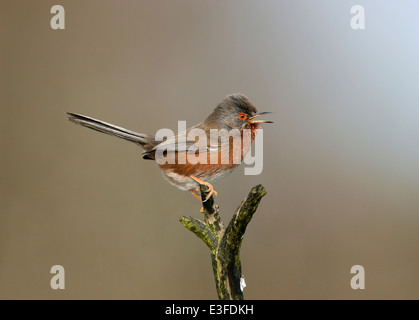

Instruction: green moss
[180,184,267,300]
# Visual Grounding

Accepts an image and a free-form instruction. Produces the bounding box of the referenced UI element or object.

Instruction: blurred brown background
[1,0,419,299]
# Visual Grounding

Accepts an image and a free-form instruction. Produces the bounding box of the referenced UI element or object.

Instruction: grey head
[203,93,272,130]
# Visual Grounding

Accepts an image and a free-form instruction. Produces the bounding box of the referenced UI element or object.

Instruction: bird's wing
[148,124,246,165]
[152,124,218,154]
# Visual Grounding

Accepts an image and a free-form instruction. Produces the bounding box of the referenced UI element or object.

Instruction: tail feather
[66,112,154,149]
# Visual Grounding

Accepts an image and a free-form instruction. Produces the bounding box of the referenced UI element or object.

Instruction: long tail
[66,112,155,149]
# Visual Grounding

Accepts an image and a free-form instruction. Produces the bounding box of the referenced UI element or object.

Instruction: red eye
[238,112,247,121]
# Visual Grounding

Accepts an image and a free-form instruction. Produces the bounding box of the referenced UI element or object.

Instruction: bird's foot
[190,176,217,202]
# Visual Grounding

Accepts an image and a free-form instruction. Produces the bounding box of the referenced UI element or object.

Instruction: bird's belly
[161,165,236,191]
[161,170,198,191]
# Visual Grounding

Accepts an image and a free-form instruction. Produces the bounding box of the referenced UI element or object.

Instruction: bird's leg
[190,175,217,202]
[190,185,219,212]
[189,188,205,212]
[190,188,202,201]
[192,185,218,198]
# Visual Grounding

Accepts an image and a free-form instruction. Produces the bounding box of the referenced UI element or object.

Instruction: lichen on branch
[180,184,267,300]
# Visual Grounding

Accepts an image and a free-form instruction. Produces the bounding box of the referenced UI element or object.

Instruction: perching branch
[179,184,267,300]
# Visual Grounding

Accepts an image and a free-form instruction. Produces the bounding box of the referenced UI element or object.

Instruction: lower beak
[248,112,273,124]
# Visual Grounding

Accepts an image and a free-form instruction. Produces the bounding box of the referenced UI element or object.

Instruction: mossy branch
[179,184,267,300]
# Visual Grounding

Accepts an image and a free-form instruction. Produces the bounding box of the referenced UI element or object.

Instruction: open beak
[248,112,273,124]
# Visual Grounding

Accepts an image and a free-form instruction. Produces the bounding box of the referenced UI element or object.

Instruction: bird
[67,94,272,207]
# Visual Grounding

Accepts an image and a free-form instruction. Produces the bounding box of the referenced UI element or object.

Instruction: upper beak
[248,112,273,124]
